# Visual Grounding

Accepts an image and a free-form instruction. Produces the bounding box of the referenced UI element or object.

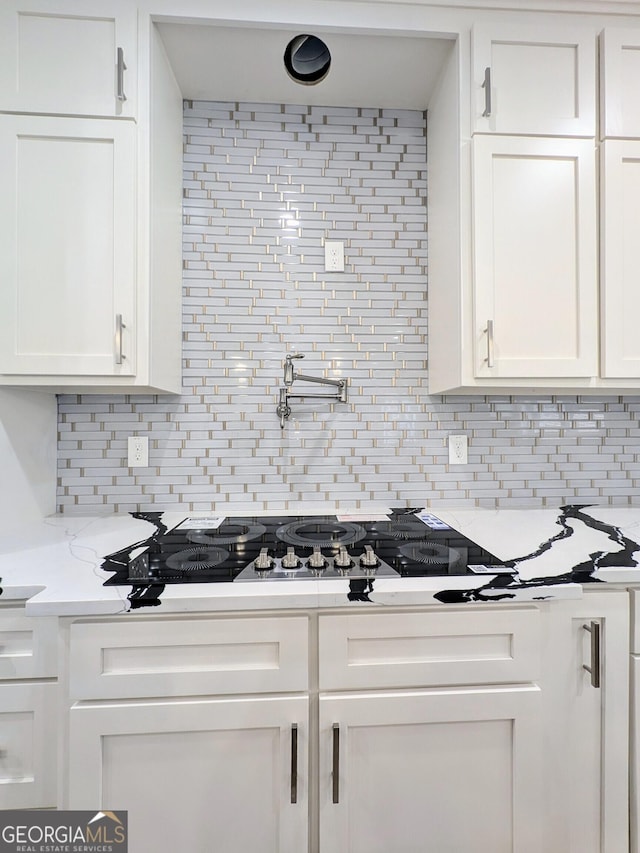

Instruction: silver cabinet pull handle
[482,66,492,117]
[115,314,126,364]
[290,724,298,804]
[117,47,127,102]
[582,621,601,688]
[484,319,494,368]
[332,723,340,804]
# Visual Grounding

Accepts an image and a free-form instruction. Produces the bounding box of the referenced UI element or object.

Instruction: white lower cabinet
[63,598,630,853]
[540,589,629,853]
[319,686,542,853]
[0,682,58,809]
[68,695,309,853]
[317,606,543,853]
[66,614,310,853]
[0,602,59,809]
[627,590,640,853]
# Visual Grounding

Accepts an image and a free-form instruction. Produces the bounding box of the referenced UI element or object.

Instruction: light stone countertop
[2,504,638,616]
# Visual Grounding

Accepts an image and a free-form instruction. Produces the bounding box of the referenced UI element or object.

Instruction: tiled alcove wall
[57,101,640,513]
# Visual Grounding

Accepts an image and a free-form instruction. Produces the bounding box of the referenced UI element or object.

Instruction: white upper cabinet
[0,115,136,377]
[600,27,640,139]
[472,23,596,137]
[600,140,640,379]
[0,20,182,393]
[0,0,136,119]
[472,134,598,379]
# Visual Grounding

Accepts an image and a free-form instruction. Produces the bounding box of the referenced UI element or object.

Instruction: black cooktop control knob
[254,548,275,573]
[281,546,301,569]
[334,547,354,571]
[359,545,380,571]
[307,546,328,572]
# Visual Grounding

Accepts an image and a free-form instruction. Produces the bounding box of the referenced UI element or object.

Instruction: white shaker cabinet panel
[600,28,640,139]
[68,695,309,853]
[0,683,58,809]
[319,685,542,853]
[472,23,596,137]
[0,114,136,377]
[0,0,136,119]
[601,140,640,379]
[540,591,629,853]
[472,134,598,379]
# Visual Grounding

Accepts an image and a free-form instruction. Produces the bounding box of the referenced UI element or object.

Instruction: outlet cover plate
[324,240,344,272]
[448,434,468,465]
[128,435,149,467]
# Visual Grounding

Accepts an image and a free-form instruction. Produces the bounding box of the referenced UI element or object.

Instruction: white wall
[0,389,57,539]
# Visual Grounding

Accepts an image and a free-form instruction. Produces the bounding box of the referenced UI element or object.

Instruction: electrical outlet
[448,434,468,465]
[324,240,345,272]
[127,435,149,468]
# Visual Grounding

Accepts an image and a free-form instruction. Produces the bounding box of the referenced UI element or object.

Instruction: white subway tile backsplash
[55,101,640,511]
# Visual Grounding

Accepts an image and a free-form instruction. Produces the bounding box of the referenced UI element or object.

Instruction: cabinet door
[601,140,640,378]
[473,134,598,379]
[0,683,58,809]
[68,695,308,853]
[0,0,136,118]
[319,685,542,853]
[472,23,596,136]
[600,28,640,139]
[0,115,136,377]
[541,591,629,853]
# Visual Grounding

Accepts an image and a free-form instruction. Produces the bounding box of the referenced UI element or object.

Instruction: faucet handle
[284,352,305,387]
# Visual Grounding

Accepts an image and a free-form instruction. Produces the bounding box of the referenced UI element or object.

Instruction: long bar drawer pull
[484,319,494,368]
[482,66,492,117]
[332,723,340,804]
[582,621,601,688]
[117,47,127,102]
[290,724,298,804]
[115,314,126,364]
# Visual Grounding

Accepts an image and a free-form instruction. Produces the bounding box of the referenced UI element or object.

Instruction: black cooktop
[102,509,508,587]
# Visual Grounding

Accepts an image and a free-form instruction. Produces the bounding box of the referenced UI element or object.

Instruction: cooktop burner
[101,510,508,587]
[275,519,366,548]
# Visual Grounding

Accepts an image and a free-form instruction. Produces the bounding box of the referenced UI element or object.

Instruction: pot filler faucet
[277,353,348,429]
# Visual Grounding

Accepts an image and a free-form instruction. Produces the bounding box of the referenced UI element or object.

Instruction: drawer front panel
[0,605,58,679]
[69,615,309,699]
[319,607,540,690]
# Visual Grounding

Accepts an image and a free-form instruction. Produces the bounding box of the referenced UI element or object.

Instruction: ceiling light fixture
[284,34,331,85]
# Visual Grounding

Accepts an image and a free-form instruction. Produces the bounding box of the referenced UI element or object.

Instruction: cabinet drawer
[319,607,540,690]
[0,682,58,809]
[69,615,309,700]
[0,604,58,680]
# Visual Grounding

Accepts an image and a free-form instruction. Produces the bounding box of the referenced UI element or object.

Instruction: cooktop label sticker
[337,513,390,521]
[174,516,225,530]
[416,512,451,530]
[469,564,515,574]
